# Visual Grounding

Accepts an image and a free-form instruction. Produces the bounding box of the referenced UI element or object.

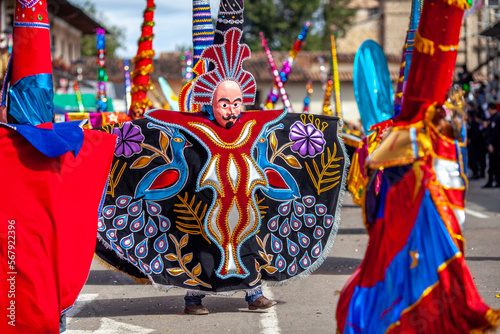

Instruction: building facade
[0,0,102,64]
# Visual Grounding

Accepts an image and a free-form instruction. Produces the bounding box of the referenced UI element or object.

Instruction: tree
[76,1,125,58]
[244,0,320,51]
[243,0,356,51]
[321,0,356,45]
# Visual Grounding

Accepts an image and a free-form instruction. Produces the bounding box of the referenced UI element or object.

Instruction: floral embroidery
[289,122,325,157]
[113,123,144,157]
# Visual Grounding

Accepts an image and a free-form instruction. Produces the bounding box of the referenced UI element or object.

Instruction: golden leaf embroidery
[165,254,178,261]
[106,161,127,197]
[281,154,301,168]
[179,234,188,248]
[160,131,169,153]
[139,143,171,164]
[250,234,278,286]
[305,143,343,195]
[255,194,268,220]
[130,154,159,169]
[167,268,184,276]
[256,234,264,249]
[192,263,201,276]
[165,234,212,288]
[270,131,278,154]
[183,279,200,286]
[182,253,193,264]
[263,266,277,274]
[173,193,210,243]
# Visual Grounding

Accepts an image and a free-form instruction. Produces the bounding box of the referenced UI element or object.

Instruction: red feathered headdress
[393,0,469,126]
[191,28,256,106]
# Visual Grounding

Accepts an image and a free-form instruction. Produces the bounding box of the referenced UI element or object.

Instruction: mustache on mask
[222,115,238,120]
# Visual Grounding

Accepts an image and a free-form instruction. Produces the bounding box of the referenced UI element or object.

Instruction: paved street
[65,179,500,334]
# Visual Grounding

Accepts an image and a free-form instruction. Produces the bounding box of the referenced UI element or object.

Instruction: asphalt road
[65,178,500,334]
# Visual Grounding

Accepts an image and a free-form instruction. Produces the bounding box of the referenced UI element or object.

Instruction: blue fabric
[244,289,264,305]
[374,175,389,222]
[184,294,206,306]
[409,0,423,32]
[0,52,12,107]
[192,0,214,65]
[59,313,67,333]
[2,121,85,157]
[343,191,460,333]
[353,40,394,134]
[403,30,416,81]
[184,290,264,306]
[201,104,215,120]
[458,125,468,179]
[8,73,54,125]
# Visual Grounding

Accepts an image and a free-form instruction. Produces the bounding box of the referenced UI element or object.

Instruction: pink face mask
[212,80,243,129]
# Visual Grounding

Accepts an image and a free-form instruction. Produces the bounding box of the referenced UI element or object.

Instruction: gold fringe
[193,31,216,36]
[193,18,212,23]
[141,21,155,28]
[444,0,471,10]
[131,64,154,79]
[130,99,152,119]
[93,254,151,285]
[138,35,154,43]
[385,321,401,333]
[438,43,459,52]
[415,30,435,56]
[131,99,152,110]
[398,76,404,83]
[133,50,155,63]
[143,5,156,14]
[415,18,462,57]
[485,309,500,328]
[131,83,154,94]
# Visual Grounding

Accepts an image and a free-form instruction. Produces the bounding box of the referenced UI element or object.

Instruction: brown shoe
[248,296,277,310]
[184,303,209,315]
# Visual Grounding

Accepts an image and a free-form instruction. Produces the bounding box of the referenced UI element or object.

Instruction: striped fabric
[192,0,214,66]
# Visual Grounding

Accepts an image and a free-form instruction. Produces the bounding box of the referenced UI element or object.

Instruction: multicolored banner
[265,22,311,110]
[96,28,108,112]
[95,110,347,293]
[129,0,156,119]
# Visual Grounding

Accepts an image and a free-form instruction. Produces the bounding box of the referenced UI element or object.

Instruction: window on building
[51,34,55,52]
[60,39,65,59]
[369,7,380,17]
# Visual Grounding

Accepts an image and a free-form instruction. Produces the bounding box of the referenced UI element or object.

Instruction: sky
[70,0,220,58]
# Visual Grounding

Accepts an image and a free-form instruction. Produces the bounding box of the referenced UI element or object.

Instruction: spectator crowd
[466,85,500,187]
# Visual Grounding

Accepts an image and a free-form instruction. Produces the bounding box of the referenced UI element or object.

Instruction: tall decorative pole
[260,32,292,113]
[331,34,342,119]
[129,0,155,119]
[96,28,108,112]
[265,21,311,110]
[318,56,328,91]
[322,70,334,116]
[393,0,424,117]
[178,0,215,112]
[181,50,193,84]
[123,59,132,113]
[74,80,85,113]
[303,80,313,113]
[7,0,54,125]
[192,0,215,67]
